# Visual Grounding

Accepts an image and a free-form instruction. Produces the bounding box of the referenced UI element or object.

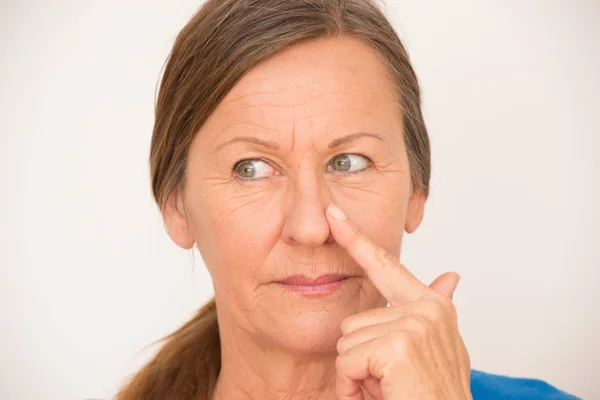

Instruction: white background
[1,1,598,399]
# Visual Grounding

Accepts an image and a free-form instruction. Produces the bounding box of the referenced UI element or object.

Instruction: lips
[277,274,350,285]
[276,274,352,296]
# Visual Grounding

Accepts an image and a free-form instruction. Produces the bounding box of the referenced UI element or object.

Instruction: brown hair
[116,1,430,399]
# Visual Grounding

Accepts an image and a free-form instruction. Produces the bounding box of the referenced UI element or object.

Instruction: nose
[281,172,333,247]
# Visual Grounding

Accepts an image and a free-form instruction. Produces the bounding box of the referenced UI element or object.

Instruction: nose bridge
[282,169,332,247]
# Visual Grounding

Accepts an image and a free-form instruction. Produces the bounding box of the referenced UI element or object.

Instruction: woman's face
[165,36,426,354]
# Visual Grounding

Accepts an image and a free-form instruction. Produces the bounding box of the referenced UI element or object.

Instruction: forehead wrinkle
[222,89,285,106]
[217,103,292,128]
[290,116,296,154]
[223,101,293,114]
[224,121,282,134]
[311,133,319,156]
[220,74,293,105]
[293,107,377,123]
[219,73,380,120]
[207,115,291,155]
[209,81,389,161]
[222,89,364,118]
[223,66,373,110]
[237,56,358,87]
[286,88,365,110]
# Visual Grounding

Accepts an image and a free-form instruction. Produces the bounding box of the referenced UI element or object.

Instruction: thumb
[429,272,461,299]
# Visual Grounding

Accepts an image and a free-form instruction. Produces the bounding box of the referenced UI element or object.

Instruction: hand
[326,204,472,400]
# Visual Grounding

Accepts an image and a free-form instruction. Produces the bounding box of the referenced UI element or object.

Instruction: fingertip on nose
[327,203,347,220]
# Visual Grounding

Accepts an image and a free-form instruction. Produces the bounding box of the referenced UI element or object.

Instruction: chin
[236,278,384,356]
[256,282,374,356]
[272,307,350,356]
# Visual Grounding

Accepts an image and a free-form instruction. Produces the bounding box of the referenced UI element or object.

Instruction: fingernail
[453,273,462,291]
[327,204,347,220]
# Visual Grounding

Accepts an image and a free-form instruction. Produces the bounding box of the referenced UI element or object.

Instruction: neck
[212,313,363,400]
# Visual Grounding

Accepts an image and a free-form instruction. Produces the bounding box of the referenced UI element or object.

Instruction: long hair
[116,1,430,399]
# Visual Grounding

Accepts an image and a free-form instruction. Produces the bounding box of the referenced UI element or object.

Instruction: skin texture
[162,36,470,399]
[327,204,471,399]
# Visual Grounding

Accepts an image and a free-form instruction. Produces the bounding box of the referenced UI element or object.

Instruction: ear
[162,187,195,249]
[405,187,426,234]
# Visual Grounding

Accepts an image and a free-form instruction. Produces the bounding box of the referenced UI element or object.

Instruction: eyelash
[232,153,372,181]
[327,153,372,176]
[232,157,272,182]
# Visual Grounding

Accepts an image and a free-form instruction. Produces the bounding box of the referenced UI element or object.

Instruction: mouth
[275,274,354,296]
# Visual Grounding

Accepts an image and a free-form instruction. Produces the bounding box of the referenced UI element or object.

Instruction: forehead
[211,36,400,126]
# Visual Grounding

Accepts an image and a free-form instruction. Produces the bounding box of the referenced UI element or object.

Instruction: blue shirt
[471,369,580,399]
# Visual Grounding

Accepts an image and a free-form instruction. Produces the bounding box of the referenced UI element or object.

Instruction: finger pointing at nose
[326,203,453,305]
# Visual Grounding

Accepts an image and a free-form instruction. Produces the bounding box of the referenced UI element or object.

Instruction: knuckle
[387,331,413,357]
[401,314,430,337]
[421,295,458,326]
[437,294,457,319]
[340,315,357,335]
[336,336,349,354]
[445,299,458,320]
[423,296,446,323]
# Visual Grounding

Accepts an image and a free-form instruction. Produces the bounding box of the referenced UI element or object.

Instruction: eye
[328,153,371,174]
[233,159,276,180]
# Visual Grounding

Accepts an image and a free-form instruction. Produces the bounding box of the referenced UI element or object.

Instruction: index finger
[326,203,430,305]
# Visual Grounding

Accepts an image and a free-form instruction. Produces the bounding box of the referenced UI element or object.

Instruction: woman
[117,0,579,399]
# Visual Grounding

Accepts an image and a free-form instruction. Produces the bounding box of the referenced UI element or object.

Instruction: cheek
[358,203,405,254]
[197,187,284,282]
[193,162,408,282]
[335,178,407,253]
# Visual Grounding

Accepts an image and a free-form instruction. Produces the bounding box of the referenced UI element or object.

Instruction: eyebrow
[328,132,384,149]
[214,132,384,152]
[215,136,281,152]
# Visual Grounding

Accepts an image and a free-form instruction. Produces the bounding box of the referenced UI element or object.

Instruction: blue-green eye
[234,159,275,180]
[328,154,371,173]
